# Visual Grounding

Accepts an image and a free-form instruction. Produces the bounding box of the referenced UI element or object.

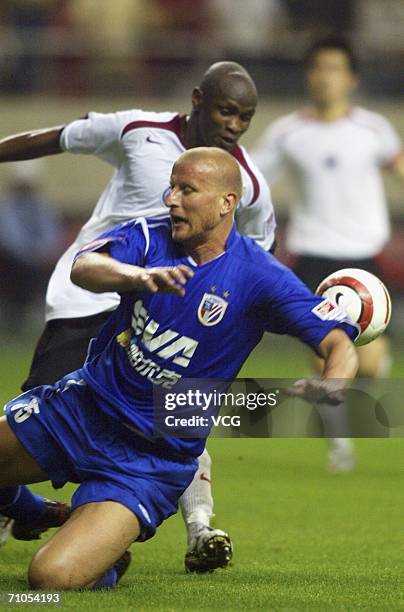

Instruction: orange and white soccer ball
[316,268,392,346]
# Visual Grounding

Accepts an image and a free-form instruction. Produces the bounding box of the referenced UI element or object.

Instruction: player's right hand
[134,264,194,296]
[285,378,346,405]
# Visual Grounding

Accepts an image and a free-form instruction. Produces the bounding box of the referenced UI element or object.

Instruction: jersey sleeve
[375,116,402,167]
[60,110,136,166]
[74,218,148,267]
[251,262,359,350]
[235,148,276,251]
[235,176,276,251]
[251,121,287,183]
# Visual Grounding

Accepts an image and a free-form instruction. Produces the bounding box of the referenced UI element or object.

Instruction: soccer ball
[316,268,392,346]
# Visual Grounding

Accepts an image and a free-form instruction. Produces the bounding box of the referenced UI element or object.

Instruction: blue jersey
[77,217,358,457]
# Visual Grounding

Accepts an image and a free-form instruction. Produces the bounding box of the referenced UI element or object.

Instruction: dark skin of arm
[0,127,64,162]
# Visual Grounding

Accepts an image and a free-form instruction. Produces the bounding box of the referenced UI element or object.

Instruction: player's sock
[92,567,118,590]
[327,437,355,472]
[315,400,355,471]
[179,449,213,541]
[0,486,47,523]
[92,551,131,590]
[316,399,350,438]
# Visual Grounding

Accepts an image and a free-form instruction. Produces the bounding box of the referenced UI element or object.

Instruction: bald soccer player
[0,147,358,590]
[0,62,276,572]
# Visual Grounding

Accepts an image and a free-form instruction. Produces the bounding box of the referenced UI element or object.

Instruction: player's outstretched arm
[71,251,194,297]
[286,329,358,404]
[0,127,64,162]
[317,328,358,380]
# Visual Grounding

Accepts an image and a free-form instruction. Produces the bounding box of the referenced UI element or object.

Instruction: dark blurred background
[0,0,402,97]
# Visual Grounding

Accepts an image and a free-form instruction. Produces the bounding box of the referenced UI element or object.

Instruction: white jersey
[46,109,276,321]
[252,106,402,259]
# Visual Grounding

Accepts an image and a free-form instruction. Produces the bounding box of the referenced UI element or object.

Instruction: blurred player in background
[0,147,358,591]
[0,160,62,333]
[0,62,276,571]
[253,37,404,471]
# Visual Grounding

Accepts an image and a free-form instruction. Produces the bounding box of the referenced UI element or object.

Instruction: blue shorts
[5,372,197,541]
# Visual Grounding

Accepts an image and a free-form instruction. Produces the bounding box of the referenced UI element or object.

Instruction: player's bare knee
[29,555,65,590]
[28,550,86,591]
[357,362,379,378]
[357,338,390,378]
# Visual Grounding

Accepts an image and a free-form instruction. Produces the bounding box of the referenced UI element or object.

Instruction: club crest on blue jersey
[197,293,228,327]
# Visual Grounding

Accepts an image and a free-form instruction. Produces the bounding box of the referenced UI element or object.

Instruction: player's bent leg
[309,353,356,472]
[326,337,391,471]
[324,337,391,471]
[0,417,46,546]
[181,449,233,573]
[0,416,48,486]
[180,448,213,527]
[0,417,70,540]
[356,335,391,378]
[28,501,140,590]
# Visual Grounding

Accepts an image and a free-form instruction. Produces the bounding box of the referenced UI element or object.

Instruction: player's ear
[192,88,203,112]
[220,193,237,216]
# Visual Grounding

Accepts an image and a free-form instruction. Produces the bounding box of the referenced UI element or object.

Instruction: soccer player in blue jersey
[0,62,274,569]
[0,148,358,590]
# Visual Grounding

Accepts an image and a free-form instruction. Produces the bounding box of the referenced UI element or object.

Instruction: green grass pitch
[0,336,403,611]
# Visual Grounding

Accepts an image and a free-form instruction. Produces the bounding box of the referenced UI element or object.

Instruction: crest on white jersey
[197,293,228,327]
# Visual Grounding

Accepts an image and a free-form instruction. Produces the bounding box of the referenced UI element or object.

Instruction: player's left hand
[139,264,194,296]
[285,378,346,405]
